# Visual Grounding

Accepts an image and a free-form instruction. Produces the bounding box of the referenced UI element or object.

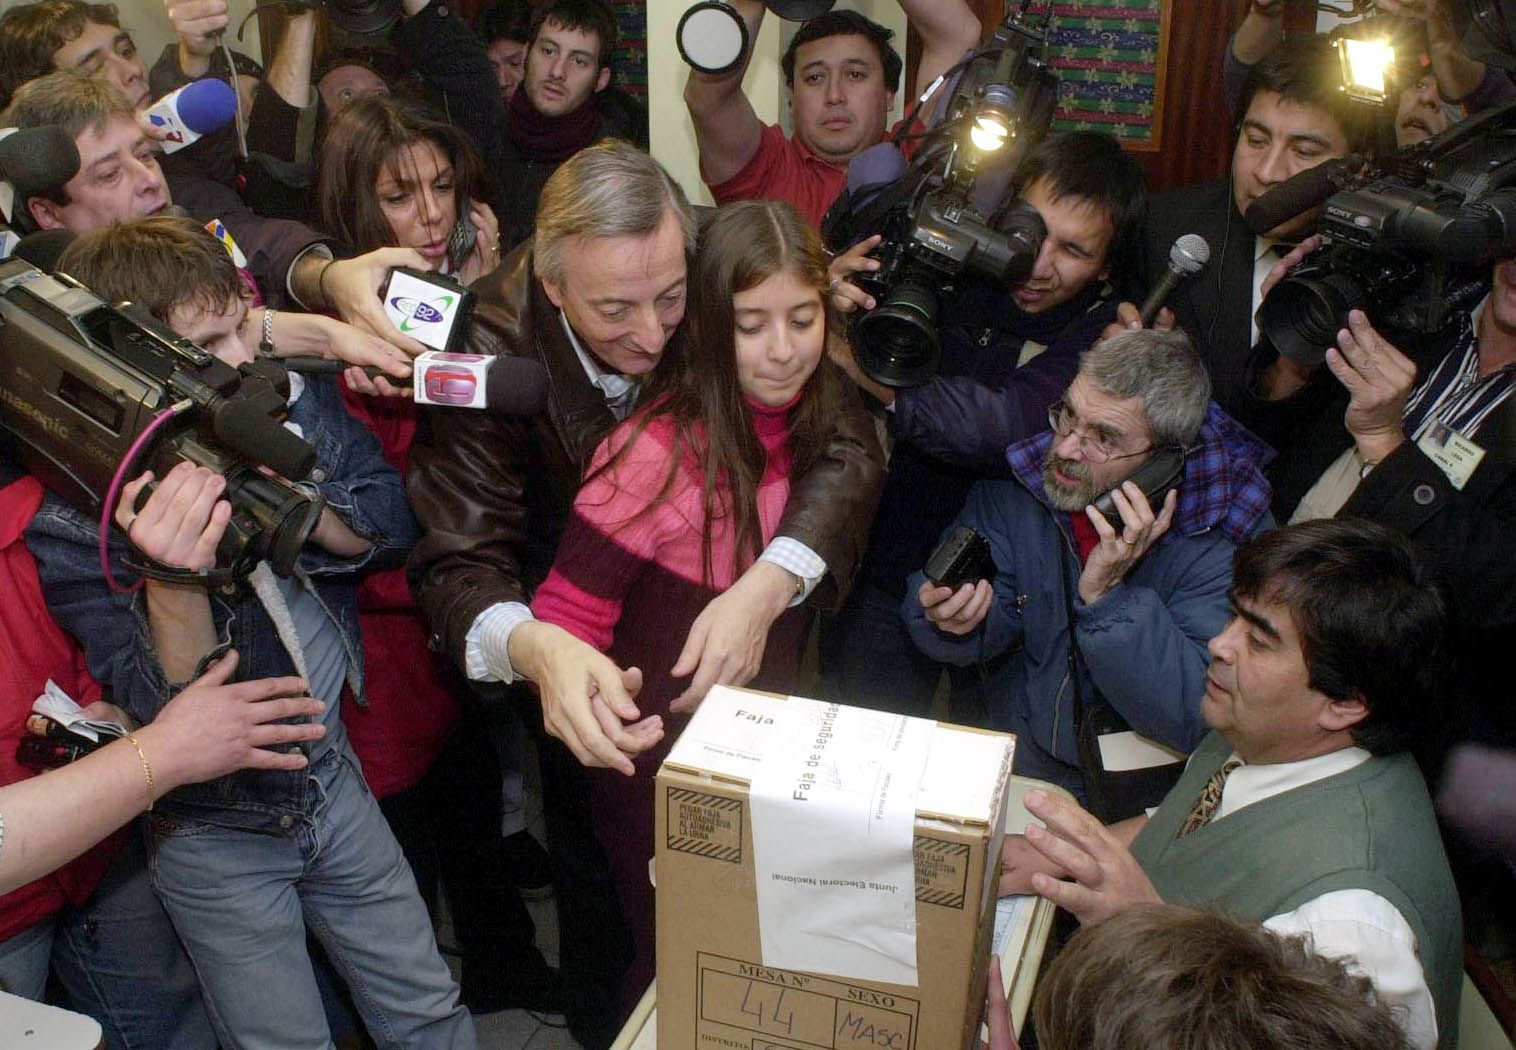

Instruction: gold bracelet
[124,733,156,811]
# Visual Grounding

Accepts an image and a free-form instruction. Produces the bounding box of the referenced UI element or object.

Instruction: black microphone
[12,228,76,271]
[282,354,550,416]
[1243,154,1365,236]
[822,141,908,250]
[0,127,82,208]
[1138,234,1210,326]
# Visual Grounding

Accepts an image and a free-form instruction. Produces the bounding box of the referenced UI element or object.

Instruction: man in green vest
[1000,518,1461,1050]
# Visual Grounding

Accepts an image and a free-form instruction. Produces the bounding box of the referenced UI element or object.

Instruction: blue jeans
[146,747,476,1050]
[0,832,214,1049]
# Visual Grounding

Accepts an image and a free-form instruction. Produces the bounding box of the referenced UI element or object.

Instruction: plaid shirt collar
[1006,403,1274,546]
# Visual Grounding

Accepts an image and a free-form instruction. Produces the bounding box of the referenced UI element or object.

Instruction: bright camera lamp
[968,85,1019,155]
[1335,36,1395,104]
[677,2,749,76]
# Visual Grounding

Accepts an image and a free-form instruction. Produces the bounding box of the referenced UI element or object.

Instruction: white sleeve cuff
[287,242,333,309]
[464,601,536,683]
[759,537,826,606]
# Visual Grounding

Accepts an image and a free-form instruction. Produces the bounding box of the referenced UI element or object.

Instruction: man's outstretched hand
[509,621,663,774]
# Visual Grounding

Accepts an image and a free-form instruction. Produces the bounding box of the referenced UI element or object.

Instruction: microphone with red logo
[283,353,549,415]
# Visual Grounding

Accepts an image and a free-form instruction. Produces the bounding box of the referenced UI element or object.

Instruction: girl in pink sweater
[531,199,850,1009]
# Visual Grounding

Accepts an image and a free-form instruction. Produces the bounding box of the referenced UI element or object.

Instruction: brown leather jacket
[407,243,885,675]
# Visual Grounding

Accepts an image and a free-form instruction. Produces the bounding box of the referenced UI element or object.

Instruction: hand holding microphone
[1137,234,1210,326]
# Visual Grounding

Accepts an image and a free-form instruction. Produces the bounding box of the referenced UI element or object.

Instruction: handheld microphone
[1138,234,1210,326]
[11,229,76,271]
[282,353,550,415]
[1243,154,1365,236]
[0,126,82,226]
[144,79,238,154]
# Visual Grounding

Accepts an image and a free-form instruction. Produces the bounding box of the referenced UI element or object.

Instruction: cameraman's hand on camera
[1255,235,1330,400]
[118,463,228,683]
[507,621,663,775]
[1097,301,1175,345]
[1079,484,1176,605]
[144,650,328,787]
[828,235,882,315]
[1259,234,1323,301]
[458,202,503,286]
[919,578,993,636]
[1331,309,1413,465]
[118,462,231,572]
[311,248,433,358]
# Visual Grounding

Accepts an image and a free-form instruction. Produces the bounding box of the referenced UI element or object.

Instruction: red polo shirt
[707,123,851,229]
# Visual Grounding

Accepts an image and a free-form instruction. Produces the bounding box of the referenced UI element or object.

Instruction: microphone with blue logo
[381,266,474,355]
[143,78,239,154]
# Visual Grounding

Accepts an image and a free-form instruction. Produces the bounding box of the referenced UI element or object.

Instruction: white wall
[645,0,904,206]
[0,0,260,88]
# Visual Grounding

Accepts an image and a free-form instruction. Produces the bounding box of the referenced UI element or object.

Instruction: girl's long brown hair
[313,93,489,254]
[587,199,850,584]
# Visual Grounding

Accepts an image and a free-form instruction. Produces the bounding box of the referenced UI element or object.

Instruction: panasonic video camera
[821,5,1059,387]
[0,258,323,580]
[1257,99,1516,365]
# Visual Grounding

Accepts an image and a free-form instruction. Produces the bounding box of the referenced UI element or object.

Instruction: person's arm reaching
[900,0,981,101]
[667,371,883,708]
[684,0,768,187]
[0,650,324,896]
[262,9,316,109]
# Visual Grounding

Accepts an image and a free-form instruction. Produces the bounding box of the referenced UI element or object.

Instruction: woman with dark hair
[310,93,558,1014]
[530,198,853,1011]
[316,93,501,286]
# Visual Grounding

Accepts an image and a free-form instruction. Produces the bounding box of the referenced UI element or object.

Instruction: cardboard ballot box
[655,686,1014,1050]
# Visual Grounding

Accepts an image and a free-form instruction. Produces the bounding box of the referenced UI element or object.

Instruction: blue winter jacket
[903,404,1275,797]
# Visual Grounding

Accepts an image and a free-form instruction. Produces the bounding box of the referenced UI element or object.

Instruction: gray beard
[1042,451,1096,513]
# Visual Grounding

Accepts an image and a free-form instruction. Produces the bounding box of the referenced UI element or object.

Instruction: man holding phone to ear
[902,329,1273,802]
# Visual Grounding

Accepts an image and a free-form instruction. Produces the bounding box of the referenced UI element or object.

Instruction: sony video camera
[1257,99,1516,365]
[821,4,1059,388]
[0,258,323,580]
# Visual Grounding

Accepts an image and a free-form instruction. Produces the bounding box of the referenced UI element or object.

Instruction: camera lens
[854,273,940,387]
[223,468,324,577]
[1257,272,1367,367]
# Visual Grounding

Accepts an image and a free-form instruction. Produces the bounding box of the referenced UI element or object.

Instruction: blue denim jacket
[26,377,418,834]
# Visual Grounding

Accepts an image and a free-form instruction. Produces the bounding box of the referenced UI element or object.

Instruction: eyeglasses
[1047,400,1152,464]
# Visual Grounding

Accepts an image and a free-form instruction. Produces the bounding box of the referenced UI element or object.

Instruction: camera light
[968,84,1018,155]
[1335,36,1396,104]
[970,114,1011,152]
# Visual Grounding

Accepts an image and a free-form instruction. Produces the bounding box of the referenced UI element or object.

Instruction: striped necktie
[1180,758,1243,836]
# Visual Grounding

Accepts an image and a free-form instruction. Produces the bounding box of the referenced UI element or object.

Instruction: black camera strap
[123,553,243,590]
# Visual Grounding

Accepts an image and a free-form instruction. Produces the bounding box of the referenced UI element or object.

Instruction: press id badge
[1417,420,1485,490]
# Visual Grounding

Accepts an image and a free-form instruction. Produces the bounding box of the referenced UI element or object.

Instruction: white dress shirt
[462,312,826,683]
[1210,747,1438,1049]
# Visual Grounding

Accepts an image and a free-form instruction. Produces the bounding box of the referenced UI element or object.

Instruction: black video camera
[1258,100,1516,365]
[822,6,1058,388]
[0,258,323,580]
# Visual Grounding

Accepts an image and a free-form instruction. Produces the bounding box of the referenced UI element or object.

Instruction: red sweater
[0,475,118,942]
[532,397,807,737]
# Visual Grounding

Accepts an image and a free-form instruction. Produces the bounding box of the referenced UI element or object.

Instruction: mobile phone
[924,525,996,589]
[1090,448,1185,524]
[446,196,480,275]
